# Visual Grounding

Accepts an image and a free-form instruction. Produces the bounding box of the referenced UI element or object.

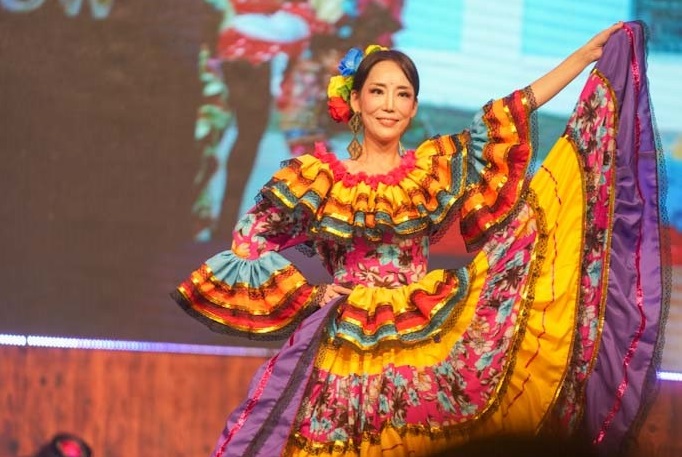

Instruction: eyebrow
[367,82,413,91]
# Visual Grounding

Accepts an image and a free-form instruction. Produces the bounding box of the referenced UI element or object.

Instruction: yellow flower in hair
[327,75,352,99]
[364,44,388,55]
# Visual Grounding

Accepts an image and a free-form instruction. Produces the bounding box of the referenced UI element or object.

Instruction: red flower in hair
[327,96,352,123]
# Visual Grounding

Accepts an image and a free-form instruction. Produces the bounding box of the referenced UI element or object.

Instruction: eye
[370,87,383,95]
[399,91,412,98]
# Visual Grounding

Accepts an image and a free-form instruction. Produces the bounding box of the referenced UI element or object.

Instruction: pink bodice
[317,235,430,289]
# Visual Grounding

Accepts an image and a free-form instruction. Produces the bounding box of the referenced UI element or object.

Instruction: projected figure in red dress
[190,0,406,242]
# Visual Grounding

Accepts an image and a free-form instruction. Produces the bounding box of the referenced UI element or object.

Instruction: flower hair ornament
[327,44,388,158]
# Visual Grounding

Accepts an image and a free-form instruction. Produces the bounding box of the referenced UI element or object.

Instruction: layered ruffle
[260,89,537,250]
[460,88,537,250]
[332,268,469,349]
[172,250,322,339]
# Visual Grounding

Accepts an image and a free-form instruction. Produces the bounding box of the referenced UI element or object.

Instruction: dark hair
[352,49,420,97]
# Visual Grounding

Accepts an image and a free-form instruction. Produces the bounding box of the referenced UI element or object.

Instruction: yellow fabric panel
[472,136,584,435]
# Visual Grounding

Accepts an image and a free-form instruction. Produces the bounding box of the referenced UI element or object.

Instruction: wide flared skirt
[207,22,667,457]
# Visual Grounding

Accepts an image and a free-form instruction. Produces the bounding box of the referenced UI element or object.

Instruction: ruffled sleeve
[172,198,324,340]
[417,88,537,251]
[451,87,537,250]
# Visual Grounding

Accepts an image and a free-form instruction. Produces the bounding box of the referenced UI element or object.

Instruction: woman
[173,21,668,456]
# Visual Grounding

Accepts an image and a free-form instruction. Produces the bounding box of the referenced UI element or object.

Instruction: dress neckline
[313,142,417,189]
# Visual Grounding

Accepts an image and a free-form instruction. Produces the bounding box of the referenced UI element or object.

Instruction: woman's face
[350,60,418,146]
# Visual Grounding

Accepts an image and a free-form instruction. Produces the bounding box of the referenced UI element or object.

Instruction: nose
[383,92,395,111]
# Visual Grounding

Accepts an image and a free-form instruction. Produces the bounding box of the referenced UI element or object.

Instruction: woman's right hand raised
[529,22,624,109]
[579,21,624,64]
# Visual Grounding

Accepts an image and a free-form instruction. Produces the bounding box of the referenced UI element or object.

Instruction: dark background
[0,2,217,343]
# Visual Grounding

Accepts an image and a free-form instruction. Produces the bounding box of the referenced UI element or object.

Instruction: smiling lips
[376,117,400,126]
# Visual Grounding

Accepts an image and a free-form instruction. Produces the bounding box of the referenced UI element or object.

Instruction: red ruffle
[313,142,417,189]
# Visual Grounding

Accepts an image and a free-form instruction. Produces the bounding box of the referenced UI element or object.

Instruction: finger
[320,294,335,307]
[330,285,353,294]
[325,290,339,300]
[322,295,340,308]
[605,22,624,37]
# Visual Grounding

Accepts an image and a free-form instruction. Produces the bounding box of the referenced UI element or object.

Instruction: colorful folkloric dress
[173,22,668,457]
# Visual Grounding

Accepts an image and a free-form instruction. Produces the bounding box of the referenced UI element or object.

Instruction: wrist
[573,46,596,67]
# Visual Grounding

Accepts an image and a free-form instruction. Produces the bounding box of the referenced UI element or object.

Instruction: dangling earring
[347,111,363,160]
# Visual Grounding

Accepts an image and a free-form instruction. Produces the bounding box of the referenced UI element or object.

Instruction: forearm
[529,48,593,109]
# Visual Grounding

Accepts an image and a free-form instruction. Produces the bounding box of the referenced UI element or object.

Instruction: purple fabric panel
[603,22,663,451]
[626,17,663,418]
[585,21,663,453]
[583,25,637,442]
[633,24,664,347]
[211,302,337,457]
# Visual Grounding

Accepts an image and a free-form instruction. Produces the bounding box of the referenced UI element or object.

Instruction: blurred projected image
[189,0,407,241]
[188,0,682,247]
[0,0,115,18]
